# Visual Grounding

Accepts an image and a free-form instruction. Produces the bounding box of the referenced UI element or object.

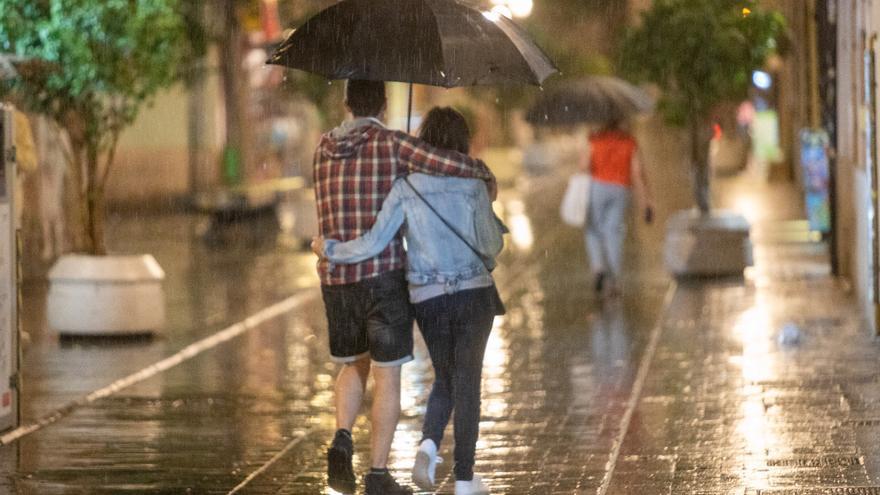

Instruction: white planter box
[47,254,166,336]
[664,209,753,277]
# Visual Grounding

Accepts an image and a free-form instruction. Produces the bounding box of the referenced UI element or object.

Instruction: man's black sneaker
[593,272,606,293]
[364,470,413,495]
[327,430,356,494]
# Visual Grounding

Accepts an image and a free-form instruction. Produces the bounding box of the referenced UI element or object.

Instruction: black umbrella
[267,0,558,130]
[525,76,654,126]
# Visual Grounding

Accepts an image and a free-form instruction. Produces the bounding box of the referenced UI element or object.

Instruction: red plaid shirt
[314,118,493,286]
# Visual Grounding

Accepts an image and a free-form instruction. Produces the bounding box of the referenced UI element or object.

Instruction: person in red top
[316,80,494,495]
[578,119,654,297]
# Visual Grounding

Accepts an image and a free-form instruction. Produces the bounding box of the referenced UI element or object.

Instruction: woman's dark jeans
[415,286,503,481]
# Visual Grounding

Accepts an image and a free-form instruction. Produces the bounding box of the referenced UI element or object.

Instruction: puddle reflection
[734,278,782,488]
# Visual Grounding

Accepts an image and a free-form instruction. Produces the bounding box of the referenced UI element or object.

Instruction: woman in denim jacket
[313,107,505,495]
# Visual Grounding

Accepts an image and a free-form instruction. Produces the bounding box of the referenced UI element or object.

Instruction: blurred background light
[507,0,533,18]
[752,70,772,90]
[490,5,513,19]
[487,0,532,18]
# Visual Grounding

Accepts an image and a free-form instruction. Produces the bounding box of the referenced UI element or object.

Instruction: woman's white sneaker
[412,439,440,490]
[454,475,489,495]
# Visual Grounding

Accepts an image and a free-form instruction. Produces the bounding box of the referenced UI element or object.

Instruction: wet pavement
[7,129,880,494]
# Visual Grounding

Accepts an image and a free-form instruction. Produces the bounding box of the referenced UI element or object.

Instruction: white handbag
[560,173,591,227]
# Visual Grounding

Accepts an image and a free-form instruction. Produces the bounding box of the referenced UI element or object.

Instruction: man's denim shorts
[320,269,414,367]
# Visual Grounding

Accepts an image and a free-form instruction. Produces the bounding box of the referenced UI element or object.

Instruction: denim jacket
[324,173,504,295]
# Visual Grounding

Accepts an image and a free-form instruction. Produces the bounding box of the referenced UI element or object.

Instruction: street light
[488,0,532,18]
[507,0,533,18]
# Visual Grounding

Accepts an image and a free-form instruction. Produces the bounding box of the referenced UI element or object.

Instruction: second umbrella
[526,76,654,126]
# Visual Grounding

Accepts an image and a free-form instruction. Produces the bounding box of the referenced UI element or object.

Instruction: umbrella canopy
[267,0,557,88]
[525,76,654,126]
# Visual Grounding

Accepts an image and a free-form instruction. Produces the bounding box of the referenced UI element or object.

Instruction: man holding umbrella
[315,80,494,495]
[268,1,557,491]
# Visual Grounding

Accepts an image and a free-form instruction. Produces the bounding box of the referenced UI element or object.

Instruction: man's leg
[364,363,412,495]
[362,270,414,495]
[322,284,369,494]
[369,363,402,468]
[336,357,371,431]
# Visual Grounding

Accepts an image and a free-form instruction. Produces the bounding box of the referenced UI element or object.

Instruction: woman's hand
[311,236,327,259]
[643,205,655,225]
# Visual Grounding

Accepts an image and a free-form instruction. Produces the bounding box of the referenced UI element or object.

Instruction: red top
[313,120,492,286]
[589,130,636,187]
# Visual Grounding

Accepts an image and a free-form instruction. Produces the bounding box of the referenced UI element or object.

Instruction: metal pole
[406,83,414,134]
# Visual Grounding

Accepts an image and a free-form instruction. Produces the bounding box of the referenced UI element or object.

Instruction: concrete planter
[664,209,753,277]
[47,254,166,336]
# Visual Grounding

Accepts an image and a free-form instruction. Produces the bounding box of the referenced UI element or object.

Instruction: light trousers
[584,180,631,280]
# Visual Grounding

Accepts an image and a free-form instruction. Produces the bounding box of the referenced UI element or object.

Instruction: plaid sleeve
[393,131,493,180]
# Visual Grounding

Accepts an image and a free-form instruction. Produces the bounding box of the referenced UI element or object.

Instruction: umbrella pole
[406,83,413,134]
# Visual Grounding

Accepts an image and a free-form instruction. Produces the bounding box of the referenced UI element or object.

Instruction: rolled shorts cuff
[372,354,414,368]
[330,351,370,365]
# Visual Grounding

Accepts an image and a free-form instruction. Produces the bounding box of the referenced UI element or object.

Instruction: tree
[620,0,786,213]
[0,0,198,254]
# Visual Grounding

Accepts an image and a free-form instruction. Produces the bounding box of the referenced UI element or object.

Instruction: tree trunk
[68,143,87,254]
[218,0,249,185]
[86,182,106,256]
[690,118,712,215]
[84,141,107,255]
[188,59,208,199]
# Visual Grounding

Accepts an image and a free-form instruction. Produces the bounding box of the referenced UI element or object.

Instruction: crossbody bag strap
[403,176,491,271]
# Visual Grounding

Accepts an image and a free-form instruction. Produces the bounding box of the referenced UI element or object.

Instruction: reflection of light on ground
[734,294,779,488]
[401,359,426,414]
[389,427,422,473]
[733,305,775,382]
[738,397,772,488]
[731,192,761,224]
[504,199,534,251]
[286,319,321,407]
[481,316,510,417]
[568,360,594,407]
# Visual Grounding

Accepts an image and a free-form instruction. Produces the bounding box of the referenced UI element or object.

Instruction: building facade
[825,0,880,335]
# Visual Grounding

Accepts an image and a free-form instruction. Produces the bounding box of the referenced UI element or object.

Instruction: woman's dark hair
[418,107,470,154]
[345,79,386,117]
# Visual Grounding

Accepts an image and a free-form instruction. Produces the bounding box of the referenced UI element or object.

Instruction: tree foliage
[0,0,198,254]
[620,0,787,126]
[619,0,786,212]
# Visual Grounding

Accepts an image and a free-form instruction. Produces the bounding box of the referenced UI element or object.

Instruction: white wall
[107,83,190,206]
